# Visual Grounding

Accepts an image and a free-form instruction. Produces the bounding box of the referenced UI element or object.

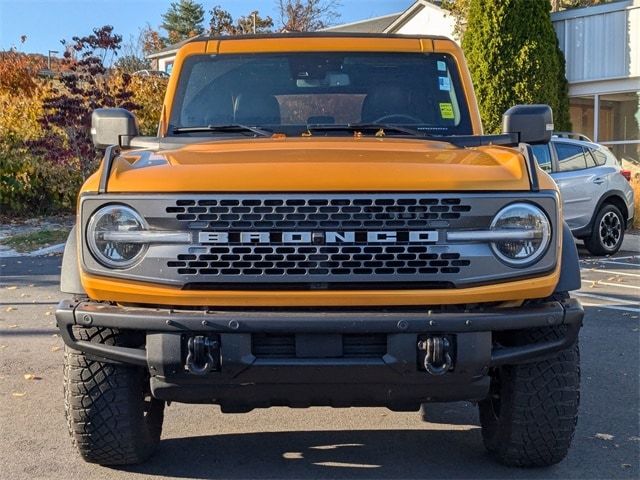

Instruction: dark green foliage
[161,0,205,43]
[462,0,571,133]
[209,6,274,35]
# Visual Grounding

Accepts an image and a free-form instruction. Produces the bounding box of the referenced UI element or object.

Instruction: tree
[141,25,166,56]
[462,0,571,133]
[114,29,153,73]
[209,6,274,35]
[278,0,341,32]
[161,0,205,44]
[39,26,136,178]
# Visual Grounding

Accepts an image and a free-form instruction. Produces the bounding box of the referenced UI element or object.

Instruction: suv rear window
[169,52,473,136]
[555,143,590,172]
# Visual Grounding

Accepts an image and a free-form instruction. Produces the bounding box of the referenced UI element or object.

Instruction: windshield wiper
[305,123,423,137]
[172,124,272,137]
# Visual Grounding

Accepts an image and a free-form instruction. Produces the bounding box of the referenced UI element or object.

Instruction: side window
[531,144,553,173]
[592,149,608,166]
[555,143,588,172]
[585,149,598,168]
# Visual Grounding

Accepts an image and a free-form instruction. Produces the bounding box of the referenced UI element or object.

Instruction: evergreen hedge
[462,0,571,133]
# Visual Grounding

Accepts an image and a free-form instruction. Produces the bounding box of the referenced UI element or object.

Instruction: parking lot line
[574,292,640,305]
[582,268,640,278]
[579,302,640,314]
[592,259,640,267]
[594,281,640,290]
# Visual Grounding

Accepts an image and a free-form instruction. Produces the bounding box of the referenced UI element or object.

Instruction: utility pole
[47,50,59,70]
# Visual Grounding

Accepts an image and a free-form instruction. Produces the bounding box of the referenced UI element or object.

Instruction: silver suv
[532,135,635,256]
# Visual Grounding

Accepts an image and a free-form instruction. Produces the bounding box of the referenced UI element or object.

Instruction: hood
[96,137,531,192]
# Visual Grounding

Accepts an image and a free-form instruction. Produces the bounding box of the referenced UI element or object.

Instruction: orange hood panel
[101,137,531,193]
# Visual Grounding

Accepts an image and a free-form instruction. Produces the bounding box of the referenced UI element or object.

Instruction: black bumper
[56,299,583,411]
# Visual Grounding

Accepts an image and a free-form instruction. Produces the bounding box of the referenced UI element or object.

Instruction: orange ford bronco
[56,33,583,467]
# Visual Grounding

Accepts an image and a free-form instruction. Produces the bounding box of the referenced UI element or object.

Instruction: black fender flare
[572,189,630,238]
[555,221,581,293]
[60,225,86,295]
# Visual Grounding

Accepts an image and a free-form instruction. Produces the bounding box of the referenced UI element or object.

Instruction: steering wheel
[373,113,423,124]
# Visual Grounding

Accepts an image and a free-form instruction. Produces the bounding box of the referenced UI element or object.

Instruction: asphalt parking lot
[1,247,638,480]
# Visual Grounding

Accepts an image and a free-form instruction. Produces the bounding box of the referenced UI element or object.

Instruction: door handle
[593,178,605,185]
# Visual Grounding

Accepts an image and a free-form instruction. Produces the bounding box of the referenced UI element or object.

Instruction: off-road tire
[584,204,625,256]
[63,327,164,465]
[478,326,580,467]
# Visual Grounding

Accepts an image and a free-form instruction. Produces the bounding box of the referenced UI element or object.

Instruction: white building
[553,0,639,162]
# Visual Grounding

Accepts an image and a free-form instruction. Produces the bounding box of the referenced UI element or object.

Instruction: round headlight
[87,205,147,268]
[490,203,551,266]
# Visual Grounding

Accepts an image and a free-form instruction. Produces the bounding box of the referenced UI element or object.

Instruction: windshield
[169,52,473,136]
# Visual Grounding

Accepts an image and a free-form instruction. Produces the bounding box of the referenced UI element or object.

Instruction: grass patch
[1,228,70,253]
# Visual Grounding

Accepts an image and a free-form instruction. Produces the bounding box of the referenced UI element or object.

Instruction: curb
[0,242,65,258]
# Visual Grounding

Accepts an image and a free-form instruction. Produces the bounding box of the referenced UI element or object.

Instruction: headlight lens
[490,203,551,266]
[87,205,147,268]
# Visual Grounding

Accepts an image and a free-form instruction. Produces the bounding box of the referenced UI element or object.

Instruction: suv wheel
[478,326,580,467]
[584,204,625,256]
[64,327,164,465]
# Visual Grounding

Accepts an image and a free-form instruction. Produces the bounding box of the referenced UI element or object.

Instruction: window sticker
[437,60,446,71]
[439,102,454,119]
[438,76,451,91]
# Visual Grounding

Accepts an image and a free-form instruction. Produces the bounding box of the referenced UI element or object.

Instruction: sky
[0,0,413,56]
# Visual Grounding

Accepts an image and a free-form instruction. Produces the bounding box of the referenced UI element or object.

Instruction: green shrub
[0,143,82,216]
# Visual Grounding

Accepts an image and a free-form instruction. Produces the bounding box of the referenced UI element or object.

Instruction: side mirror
[91,108,139,149]
[502,104,554,145]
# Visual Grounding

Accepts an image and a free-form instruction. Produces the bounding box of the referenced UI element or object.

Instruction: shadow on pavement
[120,428,546,480]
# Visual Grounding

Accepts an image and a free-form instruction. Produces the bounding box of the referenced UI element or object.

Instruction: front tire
[478,327,580,467]
[584,204,625,256]
[63,327,164,465]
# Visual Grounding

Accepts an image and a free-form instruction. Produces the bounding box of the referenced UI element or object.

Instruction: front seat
[361,84,413,123]
[234,92,281,125]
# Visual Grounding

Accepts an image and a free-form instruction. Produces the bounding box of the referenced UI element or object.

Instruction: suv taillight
[620,169,632,182]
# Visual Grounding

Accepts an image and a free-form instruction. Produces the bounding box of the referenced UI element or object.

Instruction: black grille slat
[173,245,470,277]
[167,196,472,230]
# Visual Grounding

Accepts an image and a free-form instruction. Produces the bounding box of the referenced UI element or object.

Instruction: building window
[598,92,639,163]
[568,96,595,140]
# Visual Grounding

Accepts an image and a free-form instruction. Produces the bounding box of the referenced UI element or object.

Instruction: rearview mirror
[91,108,139,149]
[502,104,553,145]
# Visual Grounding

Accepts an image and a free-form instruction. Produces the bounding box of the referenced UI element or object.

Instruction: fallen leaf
[629,436,640,442]
[622,464,631,469]
[12,392,26,397]
[5,307,16,312]
[23,373,42,381]
[45,311,52,316]
[8,324,18,329]
[0,345,7,349]
[5,286,17,290]
[595,433,614,441]
[50,346,62,352]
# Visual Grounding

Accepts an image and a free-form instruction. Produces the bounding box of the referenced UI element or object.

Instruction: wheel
[584,204,625,256]
[64,327,164,465]
[478,326,580,467]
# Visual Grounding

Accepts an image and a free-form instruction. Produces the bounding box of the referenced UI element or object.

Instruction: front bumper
[56,298,583,411]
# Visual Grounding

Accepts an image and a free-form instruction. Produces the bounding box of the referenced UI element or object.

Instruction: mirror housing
[91,108,139,149]
[502,104,553,145]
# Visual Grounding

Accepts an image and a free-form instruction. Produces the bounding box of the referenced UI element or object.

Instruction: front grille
[166,196,472,230]
[80,192,559,289]
[252,333,387,359]
[169,246,470,277]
